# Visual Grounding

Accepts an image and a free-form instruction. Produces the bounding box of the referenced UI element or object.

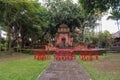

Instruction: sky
[101,15,119,33]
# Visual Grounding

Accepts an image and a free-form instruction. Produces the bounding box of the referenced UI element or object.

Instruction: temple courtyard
[0,52,120,80]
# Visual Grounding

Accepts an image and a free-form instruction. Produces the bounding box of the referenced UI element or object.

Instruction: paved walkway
[36,60,92,80]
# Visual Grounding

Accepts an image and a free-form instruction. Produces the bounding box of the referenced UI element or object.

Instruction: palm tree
[107,10,120,31]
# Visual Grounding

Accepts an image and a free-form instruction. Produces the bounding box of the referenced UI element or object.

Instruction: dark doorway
[61,37,66,47]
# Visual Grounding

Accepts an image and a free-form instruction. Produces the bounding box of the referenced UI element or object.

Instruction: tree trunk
[0,28,1,53]
[7,26,12,54]
[117,20,119,31]
[81,26,85,43]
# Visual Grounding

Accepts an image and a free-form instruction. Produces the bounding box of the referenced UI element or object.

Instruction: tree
[107,10,120,31]
[0,22,7,52]
[44,0,99,44]
[0,27,1,52]
[78,0,120,16]
[78,0,120,44]
[45,0,83,34]
[0,0,48,53]
[96,30,112,48]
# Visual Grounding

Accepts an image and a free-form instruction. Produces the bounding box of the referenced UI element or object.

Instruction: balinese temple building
[55,24,73,48]
[112,30,120,46]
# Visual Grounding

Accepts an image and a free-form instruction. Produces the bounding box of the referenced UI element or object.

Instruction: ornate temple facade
[55,24,73,48]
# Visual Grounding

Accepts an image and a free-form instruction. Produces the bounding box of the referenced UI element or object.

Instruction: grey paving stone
[36,60,92,80]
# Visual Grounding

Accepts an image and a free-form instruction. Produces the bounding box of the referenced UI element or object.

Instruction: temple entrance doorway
[61,37,66,47]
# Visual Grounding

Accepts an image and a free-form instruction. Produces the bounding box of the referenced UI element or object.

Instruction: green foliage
[0,0,119,50]
[84,29,112,48]
[78,0,120,16]
[45,0,83,35]
[0,38,6,51]
[96,30,112,48]
[84,27,95,43]
[45,0,100,45]
[107,10,120,21]
[0,0,48,51]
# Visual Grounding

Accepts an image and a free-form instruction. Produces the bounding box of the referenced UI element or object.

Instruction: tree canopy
[0,0,48,52]
[0,0,119,52]
[78,0,120,16]
[45,0,83,34]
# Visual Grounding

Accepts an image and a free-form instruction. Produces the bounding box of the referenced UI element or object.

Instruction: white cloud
[101,15,119,33]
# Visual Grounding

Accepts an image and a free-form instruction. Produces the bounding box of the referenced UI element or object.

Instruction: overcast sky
[101,15,119,33]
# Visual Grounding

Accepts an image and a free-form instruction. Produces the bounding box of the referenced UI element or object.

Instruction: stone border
[35,60,52,80]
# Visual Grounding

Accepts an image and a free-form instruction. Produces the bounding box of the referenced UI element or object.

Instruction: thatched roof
[112,30,120,38]
[59,24,68,28]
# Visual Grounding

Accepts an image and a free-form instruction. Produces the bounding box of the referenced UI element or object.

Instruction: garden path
[36,60,92,80]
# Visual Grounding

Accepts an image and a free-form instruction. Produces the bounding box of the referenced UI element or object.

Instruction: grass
[1,52,120,80]
[0,53,50,80]
[77,53,120,80]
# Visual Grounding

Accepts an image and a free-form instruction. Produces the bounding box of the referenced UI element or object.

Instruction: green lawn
[0,54,50,80]
[77,53,120,80]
